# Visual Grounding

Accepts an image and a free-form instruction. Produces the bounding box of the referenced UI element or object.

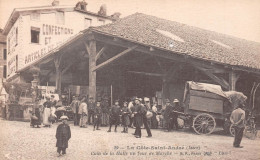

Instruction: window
[16,55,18,72]
[84,18,92,29]
[56,11,65,24]
[31,27,40,43]
[98,19,105,25]
[15,28,18,46]
[8,37,10,54]
[3,49,7,60]
[30,13,40,21]
[3,65,6,78]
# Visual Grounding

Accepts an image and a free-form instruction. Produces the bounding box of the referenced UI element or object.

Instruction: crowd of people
[29,93,248,157]
[30,94,184,133]
[30,94,184,156]
[69,95,183,135]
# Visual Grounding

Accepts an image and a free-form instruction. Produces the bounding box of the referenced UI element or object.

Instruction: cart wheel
[193,113,216,135]
[229,124,235,137]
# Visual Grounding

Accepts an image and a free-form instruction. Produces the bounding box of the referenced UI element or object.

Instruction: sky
[0,0,260,43]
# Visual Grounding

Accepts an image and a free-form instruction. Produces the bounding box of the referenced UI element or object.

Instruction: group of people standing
[70,95,183,138]
[31,95,57,128]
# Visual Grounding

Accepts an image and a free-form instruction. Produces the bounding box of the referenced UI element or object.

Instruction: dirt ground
[0,119,259,160]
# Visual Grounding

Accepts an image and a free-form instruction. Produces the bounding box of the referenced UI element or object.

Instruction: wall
[6,16,23,78]
[0,42,6,79]
[6,9,112,81]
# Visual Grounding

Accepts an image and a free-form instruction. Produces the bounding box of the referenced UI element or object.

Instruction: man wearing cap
[56,116,71,156]
[70,95,80,126]
[172,99,181,130]
[143,97,152,137]
[128,96,136,128]
[163,99,173,132]
[101,97,110,126]
[133,98,144,138]
[87,97,95,125]
[93,101,102,131]
[107,100,121,132]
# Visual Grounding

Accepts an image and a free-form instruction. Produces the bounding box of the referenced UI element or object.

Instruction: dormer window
[30,13,40,21]
[56,11,65,25]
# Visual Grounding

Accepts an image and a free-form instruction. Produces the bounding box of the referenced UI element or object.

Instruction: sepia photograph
[0,0,260,159]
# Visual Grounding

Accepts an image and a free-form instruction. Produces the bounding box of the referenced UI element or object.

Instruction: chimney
[52,0,59,6]
[98,4,107,16]
[76,0,88,11]
[111,12,121,20]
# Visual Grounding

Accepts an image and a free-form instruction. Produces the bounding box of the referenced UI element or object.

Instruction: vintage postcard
[0,0,259,159]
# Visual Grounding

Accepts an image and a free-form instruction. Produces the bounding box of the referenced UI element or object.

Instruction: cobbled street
[0,119,259,160]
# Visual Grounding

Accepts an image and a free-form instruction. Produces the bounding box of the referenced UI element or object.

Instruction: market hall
[6,13,260,125]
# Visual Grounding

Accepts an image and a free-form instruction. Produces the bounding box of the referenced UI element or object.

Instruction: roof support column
[54,54,62,95]
[229,71,240,91]
[85,40,97,101]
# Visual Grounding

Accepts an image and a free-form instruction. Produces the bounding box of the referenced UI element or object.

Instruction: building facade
[3,2,114,82]
[0,29,7,81]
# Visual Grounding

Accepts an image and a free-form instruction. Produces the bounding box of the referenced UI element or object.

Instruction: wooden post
[162,77,170,104]
[86,40,97,101]
[54,54,62,95]
[229,71,239,91]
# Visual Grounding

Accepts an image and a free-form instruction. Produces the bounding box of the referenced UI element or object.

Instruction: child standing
[56,116,71,157]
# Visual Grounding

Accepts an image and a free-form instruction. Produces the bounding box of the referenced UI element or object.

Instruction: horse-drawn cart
[179,81,247,135]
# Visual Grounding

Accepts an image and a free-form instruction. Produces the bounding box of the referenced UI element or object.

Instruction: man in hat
[133,98,145,138]
[172,99,181,130]
[128,96,136,128]
[101,97,110,126]
[163,99,173,132]
[107,100,121,132]
[93,101,102,131]
[143,97,152,137]
[87,96,95,125]
[230,105,246,148]
[56,116,71,156]
[70,95,80,126]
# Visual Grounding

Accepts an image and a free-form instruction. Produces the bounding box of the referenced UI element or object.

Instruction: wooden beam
[196,66,229,90]
[229,71,240,91]
[95,45,107,61]
[165,65,180,82]
[92,45,138,71]
[128,71,163,77]
[54,54,63,95]
[86,40,97,101]
[62,63,73,75]
[93,33,233,74]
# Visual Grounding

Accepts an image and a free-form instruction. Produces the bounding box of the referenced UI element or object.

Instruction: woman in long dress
[79,96,88,128]
[121,101,131,133]
[43,97,52,127]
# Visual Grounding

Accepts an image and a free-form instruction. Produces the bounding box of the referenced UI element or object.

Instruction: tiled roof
[91,13,260,72]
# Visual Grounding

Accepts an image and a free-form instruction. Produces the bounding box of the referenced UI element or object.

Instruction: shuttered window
[3,49,7,60]
[56,11,65,24]
[3,65,6,78]
[84,18,92,29]
[31,27,40,43]
[30,13,40,21]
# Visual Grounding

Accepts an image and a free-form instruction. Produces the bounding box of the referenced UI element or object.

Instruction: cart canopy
[185,81,227,98]
[224,91,247,109]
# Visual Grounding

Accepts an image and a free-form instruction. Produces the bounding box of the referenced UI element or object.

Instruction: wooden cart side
[184,90,226,120]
